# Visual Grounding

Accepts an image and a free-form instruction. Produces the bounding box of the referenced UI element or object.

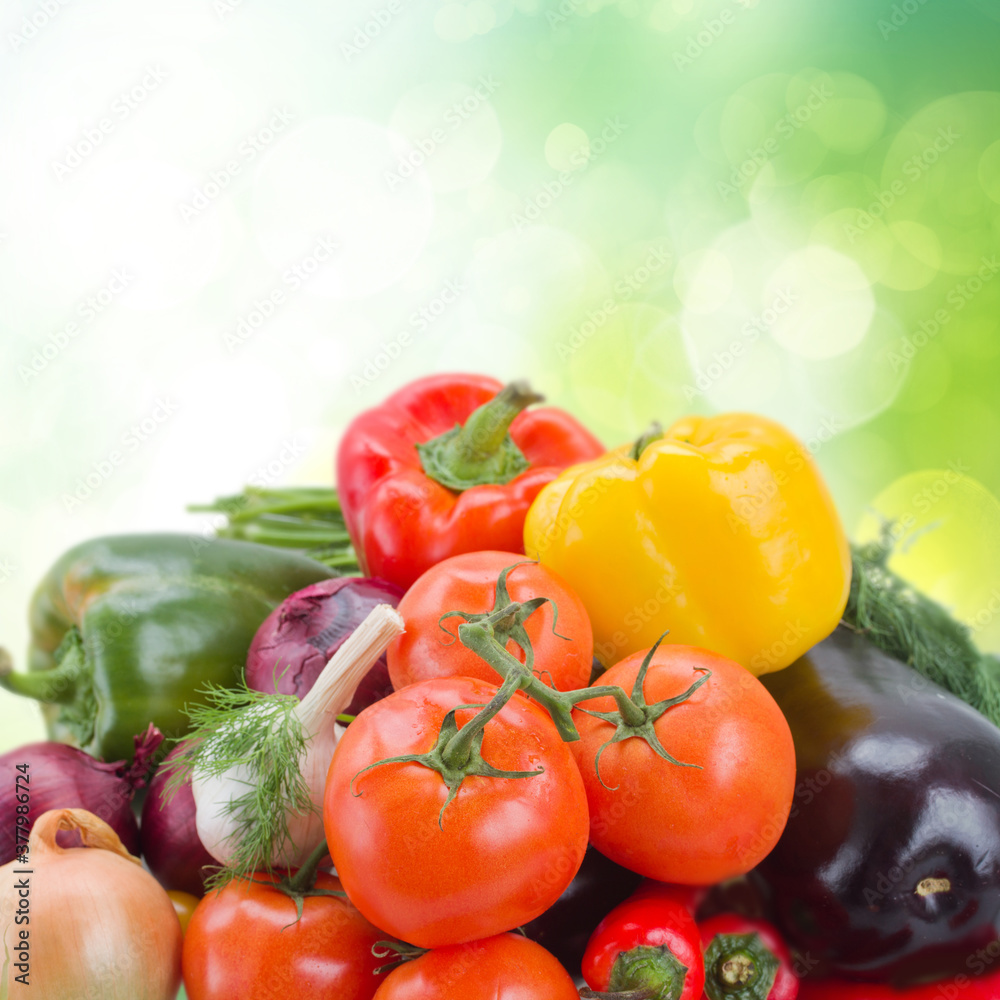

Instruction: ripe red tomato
[324,676,589,948]
[371,933,579,999]
[572,644,795,884]
[182,871,387,1000]
[387,550,593,692]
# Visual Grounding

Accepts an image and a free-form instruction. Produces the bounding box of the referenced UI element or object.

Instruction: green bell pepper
[0,534,333,762]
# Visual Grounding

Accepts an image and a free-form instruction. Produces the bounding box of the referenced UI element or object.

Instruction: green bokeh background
[2,0,999,766]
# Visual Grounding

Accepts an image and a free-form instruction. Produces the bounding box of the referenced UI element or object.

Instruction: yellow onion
[0,808,182,999]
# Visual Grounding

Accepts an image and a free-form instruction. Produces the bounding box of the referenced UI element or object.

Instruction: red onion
[245,576,403,714]
[0,724,162,865]
[140,740,216,895]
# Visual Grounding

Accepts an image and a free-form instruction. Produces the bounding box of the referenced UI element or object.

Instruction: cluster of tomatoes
[179,551,800,999]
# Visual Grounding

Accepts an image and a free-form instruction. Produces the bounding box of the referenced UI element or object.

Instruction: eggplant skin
[756,625,1000,984]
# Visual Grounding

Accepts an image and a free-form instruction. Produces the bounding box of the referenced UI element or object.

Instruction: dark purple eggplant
[756,624,1000,984]
[522,846,643,977]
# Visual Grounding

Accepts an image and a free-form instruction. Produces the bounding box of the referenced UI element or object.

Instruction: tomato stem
[440,671,522,768]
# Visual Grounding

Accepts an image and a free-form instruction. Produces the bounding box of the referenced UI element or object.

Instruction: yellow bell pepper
[523,412,851,675]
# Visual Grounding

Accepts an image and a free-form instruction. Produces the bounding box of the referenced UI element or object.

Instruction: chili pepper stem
[703,931,779,1000]
[417,381,544,491]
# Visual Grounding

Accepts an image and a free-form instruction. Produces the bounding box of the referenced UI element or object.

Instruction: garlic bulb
[192,603,404,870]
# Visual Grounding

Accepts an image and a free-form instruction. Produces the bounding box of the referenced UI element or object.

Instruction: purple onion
[0,725,162,865]
[245,576,403,715]
[140,740,216,895]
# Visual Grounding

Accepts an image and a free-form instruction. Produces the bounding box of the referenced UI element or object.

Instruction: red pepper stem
[416,381,544,491]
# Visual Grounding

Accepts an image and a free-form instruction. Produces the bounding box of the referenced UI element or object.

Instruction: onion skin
[245,577,403,714]
[0,725,161,865]
[0,808,182,999]
[141,741,217,895]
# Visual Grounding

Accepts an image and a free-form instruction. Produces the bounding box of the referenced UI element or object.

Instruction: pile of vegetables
[2,371,999,1000]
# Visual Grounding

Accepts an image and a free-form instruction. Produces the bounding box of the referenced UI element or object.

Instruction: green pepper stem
[629,422,664,461]
[0,645,82,705]
[417,382,544,492]
[450,381,543,466]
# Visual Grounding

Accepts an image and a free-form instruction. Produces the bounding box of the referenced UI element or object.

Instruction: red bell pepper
[335,373,604,589]
[580,884,705,1000]
[699,914,798,1000]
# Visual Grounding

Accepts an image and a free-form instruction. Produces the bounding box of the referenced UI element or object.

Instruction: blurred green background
[2,0,999,754]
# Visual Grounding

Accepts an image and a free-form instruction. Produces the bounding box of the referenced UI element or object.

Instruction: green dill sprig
[846,535,1000,728]
[163,682,316,888]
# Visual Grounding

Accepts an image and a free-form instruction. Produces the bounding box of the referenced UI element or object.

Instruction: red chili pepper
[798,960,1000,1000]
[699,914,798,1000]
[580,885,705,1000]
[630,881,709,914]
[335,373,604,589]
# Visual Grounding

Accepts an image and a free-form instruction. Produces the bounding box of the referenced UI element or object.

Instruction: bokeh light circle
[857,471,1000,653]
[680,222,906,437]
[252,117,434,299]
[879,91,1000,275]
[545,123,591,171]
[763,245,875,359]
[389,81,503,193]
